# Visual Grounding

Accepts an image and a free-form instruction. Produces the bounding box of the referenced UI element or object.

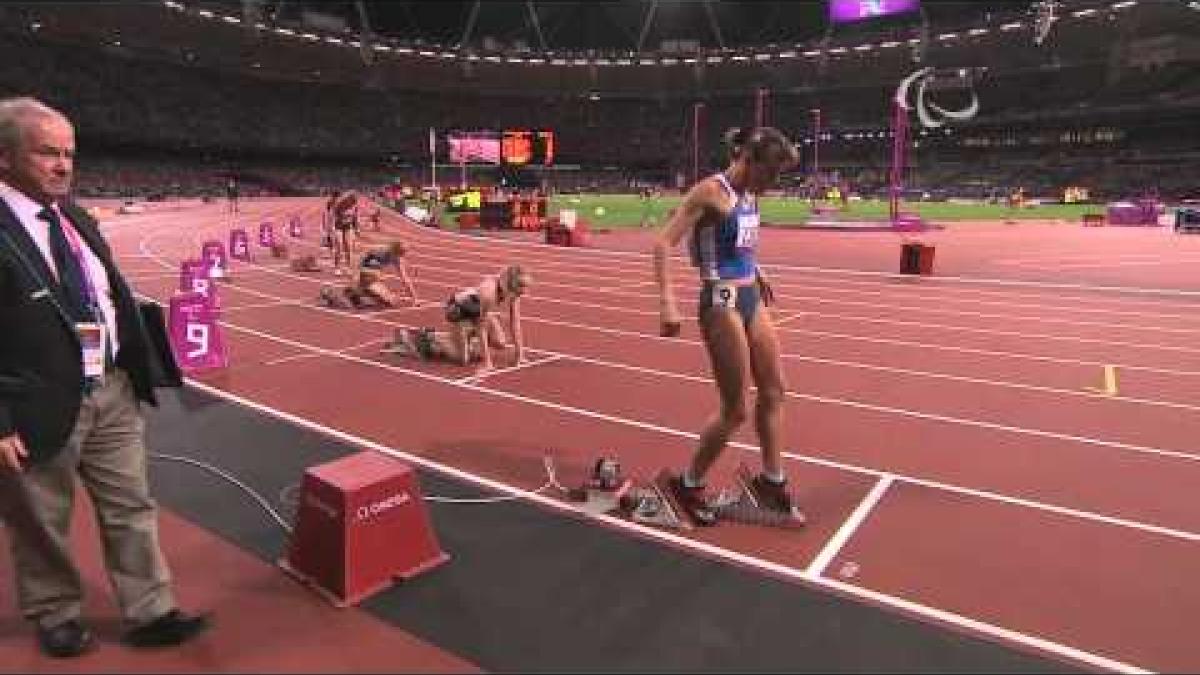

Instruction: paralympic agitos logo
[894,66,980,129]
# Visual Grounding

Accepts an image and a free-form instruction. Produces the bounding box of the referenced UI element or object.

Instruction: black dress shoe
[37,619,95,658]
[123,609,211,649]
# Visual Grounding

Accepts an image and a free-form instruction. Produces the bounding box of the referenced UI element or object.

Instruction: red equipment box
[280,451,449,606]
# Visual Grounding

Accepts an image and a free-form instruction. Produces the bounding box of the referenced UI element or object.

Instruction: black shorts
[445,294,483,324]
[697,280,760,327]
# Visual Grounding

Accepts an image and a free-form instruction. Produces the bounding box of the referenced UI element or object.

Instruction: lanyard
[53,206,102,310]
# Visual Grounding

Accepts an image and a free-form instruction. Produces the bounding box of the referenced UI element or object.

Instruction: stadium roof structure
[203,0,1035,55]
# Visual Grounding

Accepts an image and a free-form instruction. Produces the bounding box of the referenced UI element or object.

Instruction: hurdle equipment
[280,451,449,607]
[709,464,805,529]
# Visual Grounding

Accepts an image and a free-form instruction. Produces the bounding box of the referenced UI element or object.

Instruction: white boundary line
[179,376,1150,675]
[188,312,1200,547]
[807,476,895,577]
[138,229,1200,466]
[460,354,567,384]
[399,206,1200,300]
[262,337,388,366]
[133,215,1200,539]
[285,230,1200,359]
[400,242,1200,325]
[121,204,1174,673]
[201,237,1200,387]
[188,260,1200,446]
[222,300,296,314]
[117,199,1166,672]
[388,244,1200,335]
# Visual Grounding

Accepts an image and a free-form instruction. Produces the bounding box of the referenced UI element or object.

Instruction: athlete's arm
[653,181,713,335]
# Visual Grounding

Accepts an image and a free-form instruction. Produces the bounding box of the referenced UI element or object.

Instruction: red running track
[103,197,1200,673]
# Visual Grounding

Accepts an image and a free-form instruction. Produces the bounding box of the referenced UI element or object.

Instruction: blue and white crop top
[688,173,759,281]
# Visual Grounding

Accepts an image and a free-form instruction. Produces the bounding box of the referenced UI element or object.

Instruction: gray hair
[0,97,70,152]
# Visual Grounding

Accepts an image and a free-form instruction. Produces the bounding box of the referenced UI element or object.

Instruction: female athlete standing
[653,127,801,526]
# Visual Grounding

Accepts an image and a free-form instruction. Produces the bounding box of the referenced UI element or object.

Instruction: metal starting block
[558,458,804,532]
[620,479,689,531]
[561,459,690,531]
[709,464,806,529]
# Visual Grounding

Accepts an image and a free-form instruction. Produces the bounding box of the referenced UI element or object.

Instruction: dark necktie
[38,207,96,323]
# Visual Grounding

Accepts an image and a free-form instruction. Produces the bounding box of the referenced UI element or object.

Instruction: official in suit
[0,98,209,658]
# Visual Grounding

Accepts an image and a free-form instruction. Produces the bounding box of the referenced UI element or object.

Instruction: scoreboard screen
[446,129,554,165]
[501,130,555,166]
[828,0,919,23]
[449,131,501,164]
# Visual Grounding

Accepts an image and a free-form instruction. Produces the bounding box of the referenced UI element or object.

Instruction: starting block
[710,464,806,529]
[559,457,803,532]
[562,459,689,531]
[280,451,449,607]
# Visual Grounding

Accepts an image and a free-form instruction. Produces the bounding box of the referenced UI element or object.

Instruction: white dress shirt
[1,180,120,358]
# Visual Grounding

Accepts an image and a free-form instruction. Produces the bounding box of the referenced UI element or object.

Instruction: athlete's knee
[719,401,748,429]
[756,382,786,411]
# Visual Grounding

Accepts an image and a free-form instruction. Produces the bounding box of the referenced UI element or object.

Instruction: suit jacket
[0,199,158,465]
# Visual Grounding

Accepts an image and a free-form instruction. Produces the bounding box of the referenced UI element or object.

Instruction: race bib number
[736,213,760,249]
[711,283,738,310]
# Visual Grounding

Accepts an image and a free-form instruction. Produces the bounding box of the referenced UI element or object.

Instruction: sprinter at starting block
[318,241,418,310]
[650,126,804,528]
[381,264,529,375]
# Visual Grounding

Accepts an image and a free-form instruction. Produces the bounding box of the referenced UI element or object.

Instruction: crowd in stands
[1,3,1196,204]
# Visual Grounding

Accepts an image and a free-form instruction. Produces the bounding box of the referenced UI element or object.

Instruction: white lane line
[262,337,389,366]
[136,219,1200,542]
[807,476,895,578]
[395,205,1200,300]
[459,354,567,384]
[141,228,1200,461]
[402,243,1200,325]
[181,376,1150,675]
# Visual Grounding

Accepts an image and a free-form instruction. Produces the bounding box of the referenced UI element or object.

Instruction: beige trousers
[1,369,174,628]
